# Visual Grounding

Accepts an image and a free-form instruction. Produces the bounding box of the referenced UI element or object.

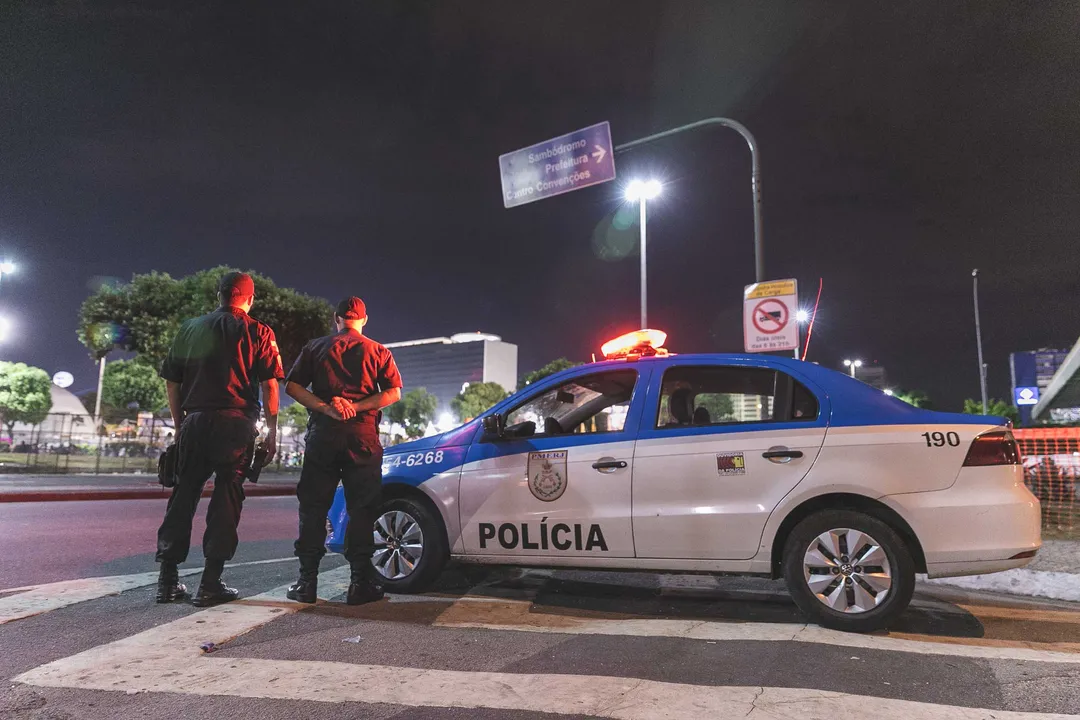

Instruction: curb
[0,484,297,503]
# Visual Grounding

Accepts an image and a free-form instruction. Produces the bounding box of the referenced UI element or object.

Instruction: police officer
[155,272,284,607]
[284,296,402,605]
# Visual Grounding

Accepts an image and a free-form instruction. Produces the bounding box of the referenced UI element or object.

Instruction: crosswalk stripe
[0,556,296,625]
[431,600,1080,665]
[15,581,1077,720]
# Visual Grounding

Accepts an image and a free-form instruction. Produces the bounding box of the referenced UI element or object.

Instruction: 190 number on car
[922,431,960,448]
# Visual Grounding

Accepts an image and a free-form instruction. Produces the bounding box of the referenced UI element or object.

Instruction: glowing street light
[883,388,895,396]
[624,179,663,329]
[843,358,863,378]
[795,309,810,324]
[0,261,14,275]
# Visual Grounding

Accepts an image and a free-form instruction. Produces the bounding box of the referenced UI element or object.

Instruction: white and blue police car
[326,330,1040,632]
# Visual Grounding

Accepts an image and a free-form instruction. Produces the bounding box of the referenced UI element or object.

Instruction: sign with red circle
[751,299,789,335]
[743,278,800,353]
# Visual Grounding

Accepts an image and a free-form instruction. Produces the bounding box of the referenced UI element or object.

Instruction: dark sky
[2,1,1078,410]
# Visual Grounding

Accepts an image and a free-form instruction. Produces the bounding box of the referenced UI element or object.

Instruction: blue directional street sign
[499,121,616,208]
[1014,386,1040,406]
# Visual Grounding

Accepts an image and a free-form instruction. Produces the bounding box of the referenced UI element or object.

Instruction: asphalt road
[3,498,1080,719]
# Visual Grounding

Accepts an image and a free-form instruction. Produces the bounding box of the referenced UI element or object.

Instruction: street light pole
[615,117,764,282]
[639,196,648,329]
[972,269,989,414]
[626,179,662,329]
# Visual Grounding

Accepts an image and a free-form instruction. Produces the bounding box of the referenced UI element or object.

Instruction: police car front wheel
[782,509,915,633]
[370,497,447,594]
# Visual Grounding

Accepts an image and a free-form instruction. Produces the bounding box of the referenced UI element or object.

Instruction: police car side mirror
[482,413,505,438]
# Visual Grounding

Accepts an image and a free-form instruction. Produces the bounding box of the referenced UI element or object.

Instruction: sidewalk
[923,539,1080,603]
[0,472,298,503]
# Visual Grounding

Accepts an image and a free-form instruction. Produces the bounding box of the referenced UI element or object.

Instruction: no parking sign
[744,279,799,352]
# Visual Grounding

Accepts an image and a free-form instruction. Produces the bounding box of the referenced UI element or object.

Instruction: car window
[656,366,818,428]
[503,370,637,438]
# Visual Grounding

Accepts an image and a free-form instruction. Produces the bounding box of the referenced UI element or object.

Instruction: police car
[326,330,1041,632]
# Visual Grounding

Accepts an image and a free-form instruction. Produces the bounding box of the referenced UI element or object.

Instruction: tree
[101,360,168,415]
[281,401,309,430]
[963,398,1019,423]
[385,388,437,439]
[519,358,582,390]
[893,389,933,409]
[0,362,52,438]
[78,266,333,370]
[695,393,735,422]
[451,382,508,422]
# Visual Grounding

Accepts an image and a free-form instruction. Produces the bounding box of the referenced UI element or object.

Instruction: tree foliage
[281,402,309,430]
[0,362,52,437]
[101,359,168,414]
[78,266,333,370]
[893,389,933,409]
[519,358,581,390]
[385,388,437,439]
[451,382,508,422]
[963,398,1019,423]
[694,393,735,422]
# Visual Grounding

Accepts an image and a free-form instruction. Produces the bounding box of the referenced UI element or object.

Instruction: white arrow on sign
[591,145,607,163]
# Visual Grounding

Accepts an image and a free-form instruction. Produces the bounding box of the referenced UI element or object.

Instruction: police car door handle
[592,458,627,472]
[762,448,803,462]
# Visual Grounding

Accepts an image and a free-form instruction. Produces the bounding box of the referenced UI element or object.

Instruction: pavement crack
[745,686,765,717]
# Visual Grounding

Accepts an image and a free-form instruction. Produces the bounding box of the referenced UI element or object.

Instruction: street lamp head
[625,178,662,202]
[854,359,863,367]
[0,261,14,275]
[883,388,895,396]
[843,359,852,367]
[795,309,810,323]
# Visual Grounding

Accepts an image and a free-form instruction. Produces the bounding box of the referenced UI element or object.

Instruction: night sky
[2,1,1078,410]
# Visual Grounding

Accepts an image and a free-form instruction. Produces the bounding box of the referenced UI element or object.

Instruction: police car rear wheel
[370,498,447,594]
[782,510,915,633]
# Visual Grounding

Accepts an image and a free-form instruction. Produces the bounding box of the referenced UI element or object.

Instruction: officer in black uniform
[155,272,284,607]
[284,296,402,605]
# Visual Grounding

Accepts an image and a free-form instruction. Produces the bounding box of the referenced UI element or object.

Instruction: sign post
[499,122,616,208]
[743,279,799,354]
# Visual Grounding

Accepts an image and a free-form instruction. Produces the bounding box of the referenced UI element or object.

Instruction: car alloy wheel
[802,528,893,614]
[372,509,424,581]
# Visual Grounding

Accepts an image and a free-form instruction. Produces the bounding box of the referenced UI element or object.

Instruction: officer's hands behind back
[330,397,356,421]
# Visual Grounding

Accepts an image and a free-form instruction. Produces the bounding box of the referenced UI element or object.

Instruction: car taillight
[963,431,1020,467]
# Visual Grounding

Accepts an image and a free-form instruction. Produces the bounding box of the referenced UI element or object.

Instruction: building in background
[1011,348,1072,425]
[856,364,889,391]
[385,332,518,414]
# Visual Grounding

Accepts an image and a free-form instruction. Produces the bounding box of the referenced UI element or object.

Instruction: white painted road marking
[434,614,1080,665]
[12,564,1080,718]
[0,557,296,624]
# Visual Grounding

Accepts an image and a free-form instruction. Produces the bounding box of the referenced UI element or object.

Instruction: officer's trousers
[295,425,382,566]
[156,410,255,564]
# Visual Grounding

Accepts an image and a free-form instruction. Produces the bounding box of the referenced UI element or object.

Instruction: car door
[632,361,828,560]
[458,366,650,558]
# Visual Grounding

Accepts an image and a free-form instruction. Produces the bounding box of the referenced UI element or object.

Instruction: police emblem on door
[527,450,568,502]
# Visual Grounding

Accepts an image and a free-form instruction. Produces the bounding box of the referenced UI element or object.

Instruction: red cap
[219,271,255,298]
[335,296,367,320]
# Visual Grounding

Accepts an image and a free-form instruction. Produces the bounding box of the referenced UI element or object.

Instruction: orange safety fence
[1014,427,1080,538]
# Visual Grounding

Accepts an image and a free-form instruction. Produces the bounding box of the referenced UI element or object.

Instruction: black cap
[335,296,367,320]
[219,271,255,297]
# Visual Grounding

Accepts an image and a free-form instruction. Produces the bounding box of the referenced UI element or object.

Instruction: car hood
[384,420,479,455]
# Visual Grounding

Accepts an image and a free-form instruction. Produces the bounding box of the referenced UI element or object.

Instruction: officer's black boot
[346,562,384,606]
[155,561,187,603]
[192,558,239,607]
[286,559,320,604]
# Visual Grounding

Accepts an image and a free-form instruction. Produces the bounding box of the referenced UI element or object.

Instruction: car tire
[782,509,915,633]
[367,496,448,594]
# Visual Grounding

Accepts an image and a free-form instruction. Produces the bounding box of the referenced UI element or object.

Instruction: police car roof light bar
[601,329,668,360]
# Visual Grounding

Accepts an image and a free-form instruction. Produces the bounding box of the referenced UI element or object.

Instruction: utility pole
[972,269,989,414]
